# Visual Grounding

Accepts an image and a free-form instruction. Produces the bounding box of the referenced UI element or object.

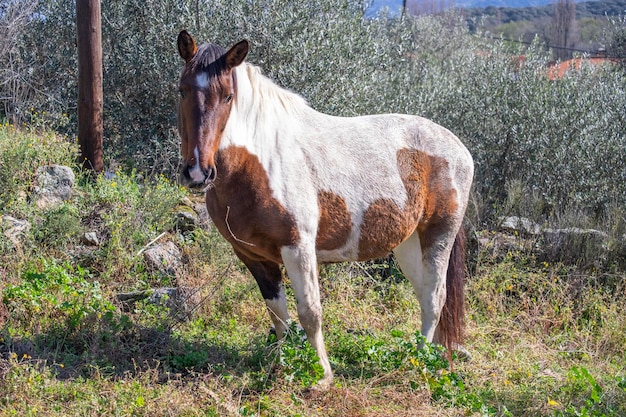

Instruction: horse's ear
[177,30,197,63]
[225,40,249,69]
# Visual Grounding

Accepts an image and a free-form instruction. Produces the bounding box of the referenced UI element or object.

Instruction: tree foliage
[1,0,626,219]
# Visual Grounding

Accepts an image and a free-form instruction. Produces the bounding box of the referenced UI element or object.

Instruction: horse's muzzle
[180,164,217,190]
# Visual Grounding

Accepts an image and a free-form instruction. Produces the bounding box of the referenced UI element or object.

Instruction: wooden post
[76,0,104,173]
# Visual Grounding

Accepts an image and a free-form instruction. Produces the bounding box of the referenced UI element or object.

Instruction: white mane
[238,63,312,117]
[223,62,322,154]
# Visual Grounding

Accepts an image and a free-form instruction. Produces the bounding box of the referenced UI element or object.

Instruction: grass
[1,125,626,416]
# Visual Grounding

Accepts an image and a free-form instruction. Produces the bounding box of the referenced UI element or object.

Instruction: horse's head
[176,31,249,189]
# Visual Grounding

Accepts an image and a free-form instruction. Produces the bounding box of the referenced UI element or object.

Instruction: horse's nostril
[206,166,217,182]
[180,165,190,181]
[180,163,216,188]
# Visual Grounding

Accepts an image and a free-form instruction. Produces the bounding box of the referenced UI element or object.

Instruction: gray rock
[193,202,212,228]
[32,164,75,209]
[82,231,100,246]
[498,216,542,236]
[178,196,211,230]
[143,241,182,275]
[174,205,199,233]
[2,215,31,244]
[542,227,610,266]
[543,227,608,241]
[117,286,200,321]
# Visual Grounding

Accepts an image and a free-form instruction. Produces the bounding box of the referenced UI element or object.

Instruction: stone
[116,287,200,321]
[2,215,31,245]
[542,227,609,266]
[178,196,211,230]
[32,164,75,209]
[143,241,182,275]
[174,205,199,233]
[82,231,100,246]
[498,216,542,236]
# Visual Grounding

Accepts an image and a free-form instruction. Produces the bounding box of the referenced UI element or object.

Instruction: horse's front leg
[234,250,291,339]
[281,243,333,389]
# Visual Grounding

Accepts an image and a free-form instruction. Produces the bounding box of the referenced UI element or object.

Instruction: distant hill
[456,0,560,6]
[367,0,625,59]
[368,0,613,17]
[463,0,626,24]
[462,0,626,59]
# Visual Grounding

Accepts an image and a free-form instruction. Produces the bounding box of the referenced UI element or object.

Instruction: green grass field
[1,125,625,416]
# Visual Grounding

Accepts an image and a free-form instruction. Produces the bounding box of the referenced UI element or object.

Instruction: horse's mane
[191,43,228,77]
[191,42,312,119]
[240,63,310,117]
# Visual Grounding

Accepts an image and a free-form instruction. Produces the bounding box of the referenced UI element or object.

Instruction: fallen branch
[136,232,167,257]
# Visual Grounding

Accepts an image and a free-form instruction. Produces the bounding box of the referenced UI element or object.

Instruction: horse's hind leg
[235,251,291,339]
[281,244,333,388]
[393,229,454,343]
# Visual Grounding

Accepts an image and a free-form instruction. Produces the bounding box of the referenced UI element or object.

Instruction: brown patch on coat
[316,191,352,251]
[358,199,416,260]
[357,149,458,260]
[205,146,299,263]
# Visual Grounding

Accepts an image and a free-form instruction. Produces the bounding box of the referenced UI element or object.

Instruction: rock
[193,202,212,228]
[543,227,608,241]
[178,196,211,230]
[32,164,75,209]
[541,227,609,266]
[143,241,182,275]
[82,231,100,246]
[476,230,535,259]
[174,205,199,233]
[2,215,31,245]
[116,287,200,321]
[498,216,542,236]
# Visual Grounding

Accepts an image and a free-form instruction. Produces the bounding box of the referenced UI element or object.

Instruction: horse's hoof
[454,345,472,361]
[303,377,333,396]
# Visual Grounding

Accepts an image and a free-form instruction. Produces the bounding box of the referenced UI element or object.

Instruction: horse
[176,30,474,388]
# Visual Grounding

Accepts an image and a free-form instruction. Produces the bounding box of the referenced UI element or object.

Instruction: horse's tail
[437,228,466,355]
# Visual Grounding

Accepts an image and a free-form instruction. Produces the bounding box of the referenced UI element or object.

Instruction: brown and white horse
[176,31,474,388]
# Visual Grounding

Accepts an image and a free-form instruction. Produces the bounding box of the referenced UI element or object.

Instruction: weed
[554,366,611,417]
[34,203,84,249]
[169,343,210,371]
[269,321,325,388]
[81,170,186,283]
[1,259,133,370]
[3,259,115,334]
[0,126,78,212]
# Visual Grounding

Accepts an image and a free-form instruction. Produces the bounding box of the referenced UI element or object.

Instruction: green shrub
[0,125,78,212]
[81,170,186,283]
[274,321,324,387]
[34,203,84,249]
[2,259,115,336]
[554,366,615,417]
[4,0,626,235]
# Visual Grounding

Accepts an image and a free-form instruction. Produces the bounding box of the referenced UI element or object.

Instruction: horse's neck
[223,64,318,154]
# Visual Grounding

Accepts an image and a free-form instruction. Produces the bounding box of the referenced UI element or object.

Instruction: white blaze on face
[196,72,209,89]
[189,146,205,183]
[185,72,211,184]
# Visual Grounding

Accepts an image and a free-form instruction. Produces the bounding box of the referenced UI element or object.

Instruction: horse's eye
[224,94,234,104]
[179,89,186,99]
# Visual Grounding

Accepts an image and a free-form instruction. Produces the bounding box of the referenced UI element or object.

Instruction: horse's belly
[316,248,356,263]
[316,205,417,263]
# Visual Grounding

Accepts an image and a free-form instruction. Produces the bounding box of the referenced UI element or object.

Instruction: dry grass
[2,248,625,416]
[1,127,625,416]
